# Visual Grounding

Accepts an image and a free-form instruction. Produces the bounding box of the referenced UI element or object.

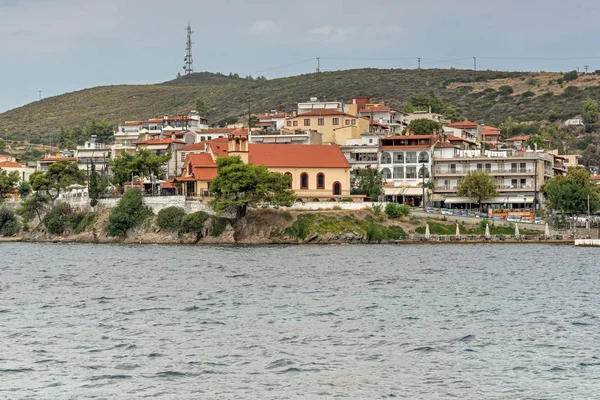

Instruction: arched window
[333,182,342,196]
[418,166,430,179]
[285,172,292,189]
[418,151,429,163]
[300,173,309,189]
[381,152,392,164]
[381,168,392,180]
[317,173,325,189]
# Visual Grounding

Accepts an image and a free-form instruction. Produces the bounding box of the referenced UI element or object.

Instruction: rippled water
[1,243,600,399]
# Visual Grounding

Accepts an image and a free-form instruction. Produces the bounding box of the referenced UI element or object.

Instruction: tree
[88,160,107,207]
[109,150,171,192]
[30,160,85,201]
[406,118,443,135]
[0,169,20,199]
[106,188,152,237]
[457,171,498,206]
[563,70,579,82]
[547,109,559,122]
[542,168,600,220]
[85,119,114,144]
[209,156,296,220]
[581,97,598,126]
[0,207,19,236]
[17,192,50,224]
[524,134,546,150]
[195,98,208,116]
[498,85,514,95]
[354,165,382,200]
[443,106,460,122]
[408,91,445,113]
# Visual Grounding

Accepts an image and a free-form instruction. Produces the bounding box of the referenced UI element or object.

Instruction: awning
[444,197,471,204]
[482,196,533,204]
[383,187,423,196]
[145,144,169,150]
[402,187,424,196]
[384,187,404,196]
[263,137,277,143]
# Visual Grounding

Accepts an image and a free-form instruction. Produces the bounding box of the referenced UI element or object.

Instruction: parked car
[426,207,437,213]
[440,208,453,215]
[506,216,522,223]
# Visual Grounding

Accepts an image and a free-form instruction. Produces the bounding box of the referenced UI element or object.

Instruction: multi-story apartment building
[431,147,565,211]
[378,135,441,206]
[283,110,369,145]
[74,136,111,172]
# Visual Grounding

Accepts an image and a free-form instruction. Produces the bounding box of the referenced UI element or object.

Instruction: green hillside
[2,68,600,151]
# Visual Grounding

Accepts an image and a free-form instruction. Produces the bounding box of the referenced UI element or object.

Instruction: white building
[74,136,111,172]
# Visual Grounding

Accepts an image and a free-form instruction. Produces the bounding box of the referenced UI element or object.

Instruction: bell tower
[228,128,249,163]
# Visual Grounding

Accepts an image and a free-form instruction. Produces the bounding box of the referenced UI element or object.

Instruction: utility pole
[584,65,590,74]
[316,57,320,81]
[417,57,421,69]
[473,57,477,72]
[38,90,42,100]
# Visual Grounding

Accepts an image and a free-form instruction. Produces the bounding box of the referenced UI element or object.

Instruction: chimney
[292,109,297,117]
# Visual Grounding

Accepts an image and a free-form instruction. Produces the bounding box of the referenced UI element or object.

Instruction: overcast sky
[1,0,600,112]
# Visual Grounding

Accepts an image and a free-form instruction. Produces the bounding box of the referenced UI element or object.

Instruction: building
[195,128,236,143]
[284,110,369,145]
[0,160,36,182]
[297,97,345,115]
[404,111,450,127]
[255,111,289,132]
[135,135,188,180]
[357,105,403,133]
[176,129,353,201]
[480,125,503,148]
[432,148,558,213]
[339,133,381,188]
[74,136,111,172]
[378,135,441,206]
[504,135,530,150]
[37,154,78,171]
[250,129,322,145]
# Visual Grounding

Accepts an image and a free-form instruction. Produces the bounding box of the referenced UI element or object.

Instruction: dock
[575,239,600,247]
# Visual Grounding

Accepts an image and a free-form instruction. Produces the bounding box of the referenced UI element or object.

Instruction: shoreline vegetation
[0,189,571,246]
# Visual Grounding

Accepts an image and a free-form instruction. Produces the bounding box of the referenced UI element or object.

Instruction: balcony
[499,184,534,190]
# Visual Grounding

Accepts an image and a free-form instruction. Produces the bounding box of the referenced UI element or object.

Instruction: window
[393,153,404,164]
[381,152,392,164]
[418,166,430,179]
[511,163,517,173]
[418,152,429,163]
[485,163,492,172]
[369,139,373,144]
[520,162,527,172]
[406,166,417,179]
[287,121,292,127]
[293,121,298,127]
[351,119,356,125]
[406,152,417,163]
[450,164,456,173]
[285,172,292,189]
[318,118,325,126]
[393,167,404,179]
[345,119,350,125]
[333,182,342,196]
[332,118,340,125]
[520,178,526,188]
[181,152,186,162]
[477,163,483,171]
[300,173,309,189]
[200,136,206,142]
[304,119,310,127]
[381,168,392,180]
[511,179,518,188]
[317,173,325,189]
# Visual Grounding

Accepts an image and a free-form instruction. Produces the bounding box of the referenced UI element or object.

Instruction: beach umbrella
[485,223,490,239]
[545,222,551,237]
[455,223,461,238]
[515,223,520,239]
[425,223,431,240]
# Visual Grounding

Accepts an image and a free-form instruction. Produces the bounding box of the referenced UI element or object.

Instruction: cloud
[310,25,355,42]
[249,20,278,36]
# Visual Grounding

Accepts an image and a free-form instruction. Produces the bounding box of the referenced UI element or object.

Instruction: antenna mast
[183,24,194,75]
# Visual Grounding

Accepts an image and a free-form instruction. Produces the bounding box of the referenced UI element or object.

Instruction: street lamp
[419,156,427,210]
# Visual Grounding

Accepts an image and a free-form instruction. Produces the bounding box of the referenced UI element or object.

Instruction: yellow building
[283,110,369,145]
[176,129,354,201]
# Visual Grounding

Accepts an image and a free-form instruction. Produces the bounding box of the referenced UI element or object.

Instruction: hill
[2,68,600,148]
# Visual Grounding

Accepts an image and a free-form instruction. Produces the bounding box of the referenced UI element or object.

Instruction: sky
[1,0,600,112]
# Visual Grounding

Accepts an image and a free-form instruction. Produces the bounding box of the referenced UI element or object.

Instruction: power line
[251,58,315,74]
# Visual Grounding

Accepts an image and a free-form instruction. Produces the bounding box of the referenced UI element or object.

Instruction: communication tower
[183,24,194,75]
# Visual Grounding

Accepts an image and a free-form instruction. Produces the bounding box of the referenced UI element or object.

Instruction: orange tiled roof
[248,144,351,168]
[384,134,440,140]
[192,167,218,180]
[505,135,530,142]
[121,121,142,126]
[187,153,216,167]
[200,128,237,134]
[208,138,229,157]
[434,142,456,149]
[446,120,478,129]
[39,157,77,162]
[591,175,600,181]
[0,161,25,168]
[179,141,208,152]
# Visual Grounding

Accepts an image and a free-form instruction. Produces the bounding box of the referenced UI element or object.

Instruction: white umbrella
[545,222,551,237]
[455,223,461,238]
[514,223,520,239]
[425,223,431,240]
[485,223,491,239]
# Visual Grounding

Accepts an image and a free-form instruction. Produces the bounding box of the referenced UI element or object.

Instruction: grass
[415,222,541,236]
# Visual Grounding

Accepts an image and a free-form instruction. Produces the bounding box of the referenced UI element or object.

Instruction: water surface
[1,243,599,399]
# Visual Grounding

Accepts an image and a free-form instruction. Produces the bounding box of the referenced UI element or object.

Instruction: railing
[435,168,533,174]
[499,184,533,189]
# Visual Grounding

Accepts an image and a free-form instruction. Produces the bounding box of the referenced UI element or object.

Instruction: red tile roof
[161,179,176,189]
[446,135,464,141]
[384,134,440,140]
[359,105,393,113]
[248,144,351,168]
[200,128,237,134]
[434,142,456,149]
[208,138,229,157]
[192,167,218,180]
[188,153,216,167]
[39,157,77,162]
[591,174,600,181]
[446,120,478,129]
[121,121,142,126]
[360,117,388,128]
[179,141,208,152]
[505,135,530,142]
[231,128,249,136]
[0,161,25,168]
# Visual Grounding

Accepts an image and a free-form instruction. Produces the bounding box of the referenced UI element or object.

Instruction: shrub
[556,78,564,85]
[43,203,86,235]
[0,207,19,237]
[282,211,293,221]
[157,206,185,231]
[563,70,578,82]
[547,109,559,122]
[284,214,315,240]
[521,90,535,98]
[371,203,383,216]
[562,86,579,97]
[106,188,152,237]
[386,225,405,240]
[385,203,410,219]
[180,211,209,234]
[498,85,514,95]
[211,217,230,237]
[75,213,96,234]
[480,219,490,229]
[366,223,387,243]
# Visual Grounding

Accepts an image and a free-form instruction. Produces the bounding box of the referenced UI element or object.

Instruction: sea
[1,243,599,399]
